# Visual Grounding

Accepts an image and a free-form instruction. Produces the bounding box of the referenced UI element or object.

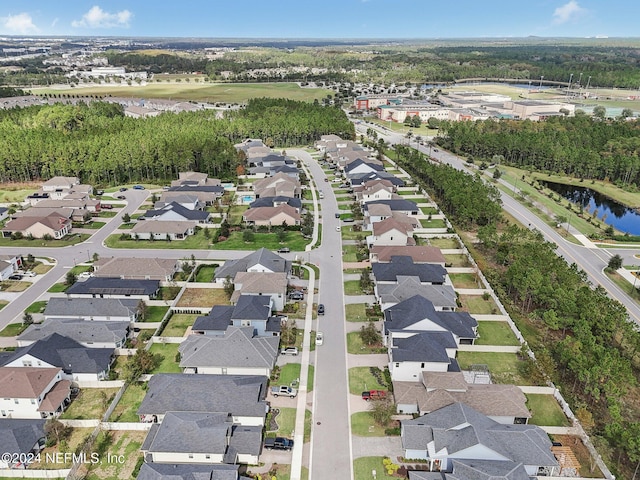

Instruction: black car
[119,187,128,192]
[264,437,294,451]
[289,291,304,300]
[335,213,341,219]
[317,304,325,315]
[8,274,22,280]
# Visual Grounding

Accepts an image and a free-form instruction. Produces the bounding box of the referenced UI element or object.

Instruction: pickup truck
[264,437,294,450]
[362,390,387,401]
[271,385,298,398]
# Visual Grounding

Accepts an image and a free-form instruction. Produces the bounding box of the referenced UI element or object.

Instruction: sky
[0,1,637,39]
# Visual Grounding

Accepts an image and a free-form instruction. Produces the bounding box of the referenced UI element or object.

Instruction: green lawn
[444,254,470,267]
[476,321,520,346]
[25,300,47,314]
[456,351,531,385]
[420,218,447,228]
[347,331,385,355]
[0,233,91,247]
[69,265,93,275]
[420,206,439,215]
[277,363,302,386]
[354,457,398,480]
[344,280,366,295]
[307,365,314,392]
[141,306,169,322]
[348,367,387,395]
[268,407,296,437]
[119,223,134,229]
[211,231,309,251]
[341,226,366,241]
[161,314,198,337]
[84,430,146,480]
[227,205,249,225]
[195,264,216,282]
[105,229,214,249]
[351,411,388,437]
[526,394,571,427]
[458,294,499,315]
[0,300,7,311]
[346,303,368,322]
[47,282,69,293]
[0,323,28,337]
[60,388,119,420]
[175,287,229,307]
[428,237,459,249]
[0,280,30,292]
[158,286,180,300]
[98,210,119,217]
[108,383,147,422]
[80,221,106,229]
[149,343,182,373]
[31,81,333,103]
[449,272,482,289]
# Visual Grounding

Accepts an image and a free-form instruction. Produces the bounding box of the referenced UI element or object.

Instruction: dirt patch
[551,435,603,478]
[175,287,229,307]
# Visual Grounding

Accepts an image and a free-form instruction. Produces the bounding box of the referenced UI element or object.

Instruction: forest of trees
[438,116,640,186]
[0,98,354,185]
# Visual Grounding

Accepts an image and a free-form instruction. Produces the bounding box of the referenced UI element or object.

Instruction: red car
[101,204,113,209]
[362,390,387,401]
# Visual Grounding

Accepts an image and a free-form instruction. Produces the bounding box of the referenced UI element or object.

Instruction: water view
[541,180,640,235]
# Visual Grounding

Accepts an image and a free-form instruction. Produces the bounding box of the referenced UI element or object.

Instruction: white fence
[0,469,71,478]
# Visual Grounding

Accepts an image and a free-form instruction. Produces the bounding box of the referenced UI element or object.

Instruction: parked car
[362,390,387,401]
[277,247,290,253]
[342,218,354,223]
[8,274,22,280]
[315,331,324,346]
[317,304,325,315]
[324,178,329,182]
[335,226,341,232]
[119,187,128,192]
[271,385,298,398]
[334,213,341,219]
[339,183,349,188]
[115,195,125,199]
[78,271,94,279]
[101,203,113,209]
[289,291,304,301]
[133,185,145,190]
[264,437,294,451]
[95,189,104,196]
[20,271,36,277]
[280,347,299,356]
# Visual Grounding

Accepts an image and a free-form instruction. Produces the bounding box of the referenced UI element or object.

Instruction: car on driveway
[8,274,22,280]
[115,195,125,199]
[335,213,340,219]
[277,247,290,253]
[119,187,128,192]
[362,390,387,401]
[342,218,354,223]
[280,347,299,356]
[19,271,36,277]
[317,304,325,315]
[264,437,294,450]
[289,291,304,301]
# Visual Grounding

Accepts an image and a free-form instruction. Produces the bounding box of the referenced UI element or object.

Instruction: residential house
[141,412,262,465]
[243,204,301,227]
[155,193,201,211]
[44,297,140,322]
[370,245,446,266]
[376,276,457,311]
[138,374,269,426]
[235,139,267,154]
[253,173,301,199]
[249,196,302,213]
[401,403,558,476]
[1,333,114,382]
[372,256,448,286]
[65,277,160,300]
[143,203,210,223]
[349,171,404,187]
[18,319,129,349]
[137,463,250,480]
[0,367,70,419]
[171,172,222,188]
[407,459,534,480]
[344,158,384,178]
[33,196,100,213]
[357,182,396,204]
[179,326,279,376]
[0,419,46,468]
[0,206,8,222]
[364,199,419,219]
[93,257,180,281]
[41,176,80,193]
[131,220,196,241]
[231,272,288,311]
[393,371,531,423]
[0,254,21,280]
[166,185,224,206]
[1,213,71,239]
[214,248,290,284]
[191,295,281,337]
[367,217,415,248]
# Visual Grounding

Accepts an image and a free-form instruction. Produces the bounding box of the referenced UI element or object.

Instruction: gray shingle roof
[18,319,128,346]
[384,296,477,340]
[448,459,531,480]
[391,331,458,363]
[402,403,558,468]
[192,306,234,333]
[144,202,210,221]
[377,277,456,308]
[137,462,243,480]
[373,256,447,283]
[344,158,384,173]
[3,333,112,374]
[138,374,268,419]
[350,172,404,186]
[214,248,290,280]
[249,196,302,210]
[365,199,419,213]
[179,326,279,369]
[44,297,139,319]
[0,419,46,455]
[65,277,160,296]
[143,412,232,454]
[232,295,271,321]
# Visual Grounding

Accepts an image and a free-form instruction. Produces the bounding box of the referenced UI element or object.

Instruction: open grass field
[149,343,182,373]
[475,321,520,346]
[60,388,119,420]
[526,394,570,427]
[175,287,228,307]
[108,383,147,423]
[30,82,333,103]
[0,183,39,203]
[161,314,198,337]
[456,351,532,385]
[348,367,388,396]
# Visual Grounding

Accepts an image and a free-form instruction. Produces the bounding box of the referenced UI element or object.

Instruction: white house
[0,367,70,419]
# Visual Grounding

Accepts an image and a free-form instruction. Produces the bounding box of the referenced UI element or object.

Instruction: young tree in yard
[243,229,254,243]
[22,312,33,326]
[223,275,234,299]
[301,212,313,237]
[276,227,287,243]
[122,349,162,384]
[360,322,381,346]
[122,213,131,223]
[369,399,396,426]
[136,300,148,321]
[359,270,373,294]
[44,418,72,445]
[65,271,77,286]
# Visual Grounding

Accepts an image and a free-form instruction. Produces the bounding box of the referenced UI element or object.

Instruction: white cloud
[72,5,132,29]
[552,1,586,24]
[51,18,59,28]
[1,12,39,34]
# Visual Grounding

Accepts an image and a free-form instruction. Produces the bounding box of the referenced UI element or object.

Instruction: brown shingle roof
[371,246,446,264]
[243,204,300,223]
[0,367,61,398]
[373,217,413,236]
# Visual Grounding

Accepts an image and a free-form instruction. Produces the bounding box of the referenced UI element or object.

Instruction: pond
[541,180,640,235]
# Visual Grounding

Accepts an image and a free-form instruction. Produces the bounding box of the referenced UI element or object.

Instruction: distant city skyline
[0,1,637,39]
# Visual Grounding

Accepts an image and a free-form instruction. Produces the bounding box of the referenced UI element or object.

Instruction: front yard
[104,229,213,249]
[348,367,388,395]
[351,411,388,437]
[0,322,28,337]
[347,331,386,355]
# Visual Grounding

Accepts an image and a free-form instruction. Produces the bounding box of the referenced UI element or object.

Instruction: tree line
[0,98,354,185]
[437,115,640,187]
